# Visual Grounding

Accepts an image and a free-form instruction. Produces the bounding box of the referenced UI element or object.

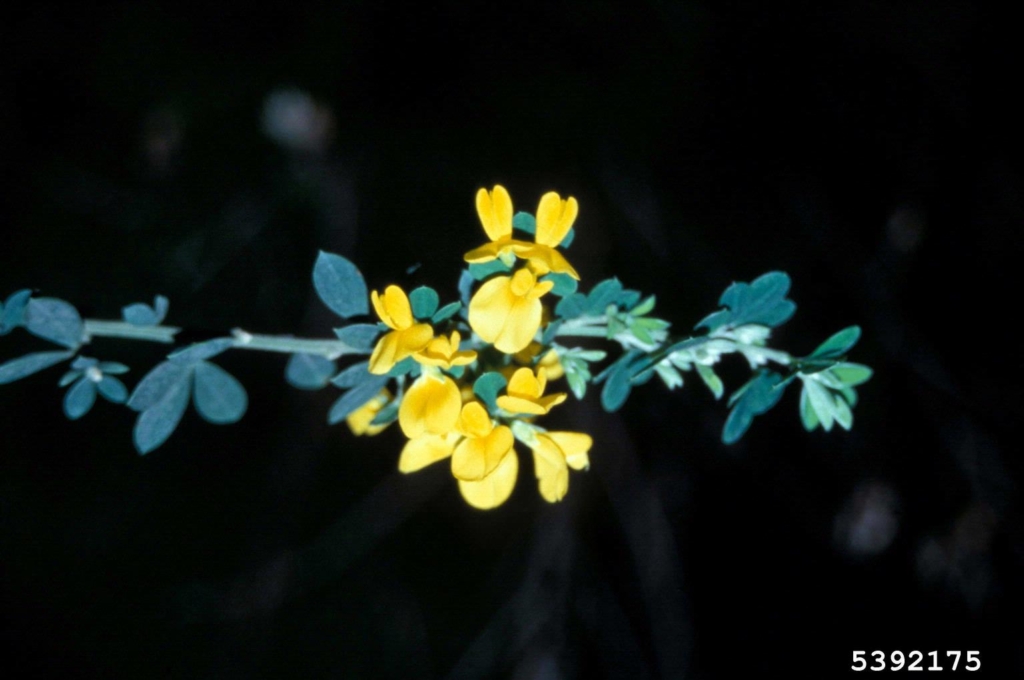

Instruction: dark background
[2,2,1021,678]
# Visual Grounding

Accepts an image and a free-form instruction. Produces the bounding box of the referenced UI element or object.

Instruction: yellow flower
[458,451,518,510]
[345,389,392,436]
[398,372,462,438]
[368,285,434,375]
[496,367,567,415]
[398,432,461,473]
[531,431,592,503]
[513,342,565,381]
[468,268,554,353]
[450,402,515,481]
[464,186,580,280]
[414,330,477,370]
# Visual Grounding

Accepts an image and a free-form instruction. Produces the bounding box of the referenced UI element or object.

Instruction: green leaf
[810,326,861,360]
[458,270,474,306]
[631,295,656,316]
[468,260,511,280]
[0,350,75,385]
[560,228,575,248]
[554,293,586,319]
[541,273,578,297]
[586,278,624,315]
[432,301,462,323]
[25,298,83,349]
[168,338,234,364]
[369,398,400,426]
[831,362,873,386]
[540,319,563,345]
[133,378,191,455]
[331,361,372,388]
[0,289,32,334]
[97,376,128,403]
[833,395,853,430]
[313,251,369,319]
[799,386,819,431]
[328,375,390,424]
[127,361,192,412]
[71,356,98,370]
[285,353,337,390]
[192,362,247,424]
[333,324,380,352]
[63,378,96,420]
[697,272,796,332]
[59,370,83,387]
[722,371,787,444]
[409,286,440,319]
[696,364,724,400]
[601,361,633,412]
[804,379,835,432]
[123,295,169,326]
[97,362,130,375]
[566,370,587,400]
[512,211,536,234]
[386,356,417,378]
[473,372,507,411]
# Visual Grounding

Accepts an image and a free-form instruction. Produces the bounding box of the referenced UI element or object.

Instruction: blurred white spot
[886,205,925,254]
[262,88,334,153]
[833,481,899,557]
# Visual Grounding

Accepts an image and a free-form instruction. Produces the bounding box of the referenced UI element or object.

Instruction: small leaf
[432,302,462,323]
[333,324,380,352]
[810,326,861,360]
[97,376,129,403]
[328,375,390,424]
[722,371,787,444]
[468,260,511,280]
[804,379,835,432]
[473,372,508,411]
[25,298,83,349]
[63,378,97,420]
[566,370,587,400]
[409,286,440,319]
[697,272,796,332]
[833,395,853,430]
[554,293,586,319]
[831,362,873,386]
[127,361,192,412]
[59,370,83,387]
[192,362,247,424]
[512,211,536,234]
[585,279,624,315]
[134,379,191,455]
[631,295,656,316]
[601,362,633,412]
[331,361,372,388]
[696,364,724,400]
[313,251,369,319]
[369,398,400,426]
[97,362,130,375]
[541,273,578,297]
[285,353,336,390]
[0,289,32,334]
[799,386,819,431]
[540,319,563,346]
[168,338,234,364]
[458,270,474,306]
[122,303,158,326]
[560,228,575,248]
[153,296,170,323]
[386,356,418,378]
[0,350,75,385]
[71,356,98,370]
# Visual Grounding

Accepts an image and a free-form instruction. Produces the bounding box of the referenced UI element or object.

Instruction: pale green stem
[83,320,181,344]
[230,329,366,359]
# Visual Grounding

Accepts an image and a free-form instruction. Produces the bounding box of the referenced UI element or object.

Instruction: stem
[555,326,608,338]
[83,320,181,344]
[230,329,365,359]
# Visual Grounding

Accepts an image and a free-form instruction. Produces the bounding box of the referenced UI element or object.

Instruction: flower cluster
[347,186,592,509]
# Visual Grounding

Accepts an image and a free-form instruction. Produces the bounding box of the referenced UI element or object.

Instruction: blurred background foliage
[1,2,1021,677]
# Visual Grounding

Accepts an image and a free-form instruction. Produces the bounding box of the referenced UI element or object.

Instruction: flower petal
[456,401,493,439]
[545,431,593,470]
[476,186,513,242]
[507,367,542,399]
[535,192,578,248]
[495,394,548,416]
[532,438,569,503]
[346,389,391,436]
[451,425,513,481]
[368,330,402,375]
[468,276,516,343]
[398,433,458,473]
[399,374,461,438]
[458,448,519,510]
[381,285,414,330]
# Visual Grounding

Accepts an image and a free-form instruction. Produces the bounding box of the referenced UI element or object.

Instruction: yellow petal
[539,349,564,381]
[476,185,513,242]
[532,440,569,503]
[495,394,548,416]
[456,401,493,439]
[451,425,513,481]
[535,393,567,413]
[345,389,391,436]
[464,241,503,264]
[458,448,519,510]
[545,431,592,470]
[507,367,543,399]
[535,192,578,248]
[368,330,402,375]
[399,374,461,438]
[520,245,580,280]
[493,297,542,353]
[398,433,458,473]
[468,275,516,343]
[509,268,536,296]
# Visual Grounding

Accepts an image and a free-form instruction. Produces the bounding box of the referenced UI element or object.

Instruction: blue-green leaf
[328,375,390,424]
[313,251,369,319]
[133,379,191,455]
[333,324,380,352]
[386,356,418,378]
[586,279,624,315]
[285,353,336,390]
[555,293,587,319]
[810,326,861,360]
[97,376,128,403]
[369,398,400,426]
[409,286,440,319]
[458,270,474,306]
[123,296,170,326]
[63,378,97,420]
[127,361,192,412]
[469,260,511,280]
[696,364,724,400]
[331,361,372,388]
[473,372,507,411]
[541,273,578,297]
[0,350,75,385]
[799,386,819,431]
[97,362,130,375]
[560,228,575,248]
[0,289,32,334]
[804,379,836,432]
[25,298,83,348]
[722,370,787,444]
[71,356,98,370]
[168,338,234,364]
[432,301,462,323]
[601,362,633,412]
[192,362,247,424]
[831,362,872,386]
[512,211,536,234]
[59,370,83,387]
[697,272,796,332]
